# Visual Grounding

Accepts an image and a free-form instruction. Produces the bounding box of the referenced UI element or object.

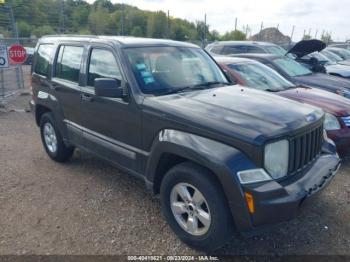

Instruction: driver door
[79,45,143,173]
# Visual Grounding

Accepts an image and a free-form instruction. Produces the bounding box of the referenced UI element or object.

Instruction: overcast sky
[87,0,350,42]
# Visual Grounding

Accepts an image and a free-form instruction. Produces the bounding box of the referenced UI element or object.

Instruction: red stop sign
[9,44,27,64]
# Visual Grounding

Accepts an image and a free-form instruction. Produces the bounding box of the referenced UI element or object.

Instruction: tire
[40,112,74,162]
[160,162,234,251]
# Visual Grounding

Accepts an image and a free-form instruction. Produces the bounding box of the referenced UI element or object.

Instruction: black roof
[39,35,199,48]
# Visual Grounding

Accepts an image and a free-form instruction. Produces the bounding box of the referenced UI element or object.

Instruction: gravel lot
[0,93,349,256]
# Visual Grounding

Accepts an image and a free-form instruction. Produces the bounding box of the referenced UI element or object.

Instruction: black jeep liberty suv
[30,36,340,251]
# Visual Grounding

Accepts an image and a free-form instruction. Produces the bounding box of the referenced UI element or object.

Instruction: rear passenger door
[51,44,84,142]
[79,45,143,173]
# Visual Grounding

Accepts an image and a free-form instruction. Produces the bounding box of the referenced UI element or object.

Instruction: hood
[325,64,350,77]
[287,39,326,58]
[143,86,323,145]
[278,87,350,116]
[292,73,350,92]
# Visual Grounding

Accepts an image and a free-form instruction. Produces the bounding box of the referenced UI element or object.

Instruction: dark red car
[216,56,350,157]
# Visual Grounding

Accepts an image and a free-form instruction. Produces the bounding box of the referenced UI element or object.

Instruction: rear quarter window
[34,44,54,77]
[55,45,84,83]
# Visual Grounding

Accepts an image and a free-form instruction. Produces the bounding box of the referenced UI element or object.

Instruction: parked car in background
[205,41,287,56]
[24,47,34,65]
[326,47,350,61]
[301,52,350,78]
[321,49,350,66]
[232,53,350,98]
[330,43,350,50]
[30,35,340,251]
[288,40,350,78]
[216,56,350,157]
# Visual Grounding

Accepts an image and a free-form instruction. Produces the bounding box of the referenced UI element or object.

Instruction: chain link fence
[0,38,37,104]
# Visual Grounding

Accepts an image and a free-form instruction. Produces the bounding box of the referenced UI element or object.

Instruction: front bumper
[327,128,350,157]
[239,153,340,235]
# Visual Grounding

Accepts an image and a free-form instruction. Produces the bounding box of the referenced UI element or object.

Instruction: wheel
[160,162,234,251]
[40,112,74,162]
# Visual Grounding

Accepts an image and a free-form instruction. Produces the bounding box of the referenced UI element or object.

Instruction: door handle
[81,93,93,102]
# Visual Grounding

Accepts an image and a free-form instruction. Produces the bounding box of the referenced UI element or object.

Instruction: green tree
[303,34,312,40]
[32,25,55,38]
[321,32,332,44]
[88,5,110,34]
[147,11,168,38]
[17,21,32,37]
[131,26,143,37]
[221,30,246,41]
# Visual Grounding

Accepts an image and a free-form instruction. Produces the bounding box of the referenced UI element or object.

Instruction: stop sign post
[8,44,27,64]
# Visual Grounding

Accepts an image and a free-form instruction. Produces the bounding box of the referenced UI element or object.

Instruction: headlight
[264,140,289,179]
[324,113,341,130]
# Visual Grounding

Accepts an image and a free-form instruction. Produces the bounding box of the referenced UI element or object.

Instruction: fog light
[237,168,272,184]
[244,192,255,214]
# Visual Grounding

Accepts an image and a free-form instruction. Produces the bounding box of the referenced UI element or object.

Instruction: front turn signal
[244,192,255,214]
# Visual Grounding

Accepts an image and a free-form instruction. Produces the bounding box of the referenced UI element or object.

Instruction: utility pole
[276,24,279,30]
[8,4,18,39]
[120,3,125,36]
[167,10,170,38]
[59,0,66,34]
[314,29,318,39]
[203,14,206,48]
[259,21,263,41]
[290,25,295,44]
[234,17,237,31]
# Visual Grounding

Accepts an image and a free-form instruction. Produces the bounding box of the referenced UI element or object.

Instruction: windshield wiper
[159,81,230,96]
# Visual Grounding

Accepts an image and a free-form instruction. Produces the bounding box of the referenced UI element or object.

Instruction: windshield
[124,46,228,95]
[265,45,287,56]
[321,50,343,62]
[306,52,335,65]
[227,62,294,91]
[273,57,312,77]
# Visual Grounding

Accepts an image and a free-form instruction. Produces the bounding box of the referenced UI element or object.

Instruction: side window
[222,45,247,55]
[34,44,54,77]
[87,49,122,87]
[55,45,84,83]
[246,46,264,53]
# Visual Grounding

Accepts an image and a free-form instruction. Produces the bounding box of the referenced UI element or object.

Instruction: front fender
[145,129,258,232]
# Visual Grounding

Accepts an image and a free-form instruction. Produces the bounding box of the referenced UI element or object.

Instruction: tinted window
[273,57,312,77]
[55,45,83,83]
[34,44,54,76]
[246,46,264,53]
[222,45,247,55]
[88,49,122,87]
[125,46,228,95]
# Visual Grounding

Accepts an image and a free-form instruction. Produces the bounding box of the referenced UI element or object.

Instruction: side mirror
[94,78,124,98]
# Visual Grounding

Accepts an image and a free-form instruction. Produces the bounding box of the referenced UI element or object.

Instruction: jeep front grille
[288,124,323,175]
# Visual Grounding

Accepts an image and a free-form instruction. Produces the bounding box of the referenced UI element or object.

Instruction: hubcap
[43,123,57,153]
[170,183,211,236]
